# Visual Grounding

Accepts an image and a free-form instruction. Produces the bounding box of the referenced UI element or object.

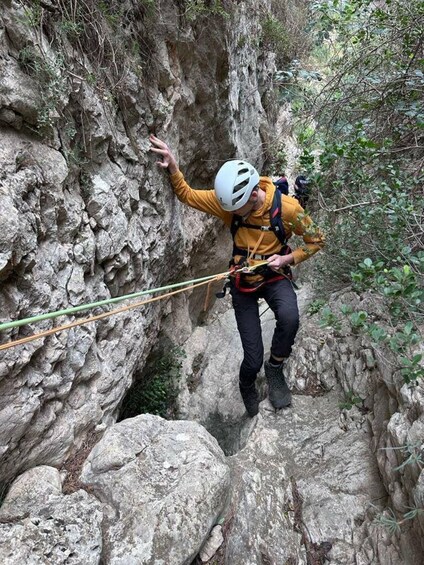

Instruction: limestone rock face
[0,466,103,565]
[0,0,276,480]
[0,416,230,565]
[177,295,251,455]
[177,285,423,564]
[225,392,386,565]
[291,290,424,563]
[80,414,231,565]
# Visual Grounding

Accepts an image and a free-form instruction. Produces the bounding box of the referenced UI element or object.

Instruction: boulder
[80,414,231,564]
[0,466,103,565]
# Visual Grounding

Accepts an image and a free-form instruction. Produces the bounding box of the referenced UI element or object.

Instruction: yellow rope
[0,275,226,352]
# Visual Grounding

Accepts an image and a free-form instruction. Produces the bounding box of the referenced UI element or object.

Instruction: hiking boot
[239,382,259,417]
[264,361,291,409]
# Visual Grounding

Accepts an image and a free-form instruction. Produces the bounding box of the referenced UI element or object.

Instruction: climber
[293,175,310,209]
[273,175,289,195]
[149,134,325,417]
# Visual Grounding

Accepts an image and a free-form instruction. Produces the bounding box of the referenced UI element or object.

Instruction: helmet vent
[234,179,249,192]
[214,159,260,211]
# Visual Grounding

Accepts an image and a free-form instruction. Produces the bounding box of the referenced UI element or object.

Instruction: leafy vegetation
[286,0,424,385]
[181,0,228,22]
[118,346,186,420]
[16,0,231,139]
[18,46,67,134]
[260,0,311,66]
[318,300,423,385]
[339,389,362,410]
[373,505,424,535]
[306,298,326,315]
[372,443,424,533]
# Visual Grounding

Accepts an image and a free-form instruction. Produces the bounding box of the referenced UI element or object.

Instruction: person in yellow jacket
[150,134,325,417]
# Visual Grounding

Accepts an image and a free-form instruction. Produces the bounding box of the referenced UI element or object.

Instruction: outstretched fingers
[148,134,178,173]
[149,135,169,167]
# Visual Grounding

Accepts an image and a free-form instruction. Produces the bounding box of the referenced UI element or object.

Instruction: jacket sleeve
[285,200,325,265]
[169,170,232,225]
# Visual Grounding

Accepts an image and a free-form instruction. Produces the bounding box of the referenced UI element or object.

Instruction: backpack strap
[230,189,288,252]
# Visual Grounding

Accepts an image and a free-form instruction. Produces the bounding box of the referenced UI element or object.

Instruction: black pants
[230,278,299,387]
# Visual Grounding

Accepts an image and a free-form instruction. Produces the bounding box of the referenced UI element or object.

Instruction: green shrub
[290,0,423,387]
[307,298,326,315]
[119,346,186,420]
[182,0,229,22]
[339,390,362,410]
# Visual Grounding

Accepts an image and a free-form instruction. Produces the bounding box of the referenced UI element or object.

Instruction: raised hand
[149,134,179,174]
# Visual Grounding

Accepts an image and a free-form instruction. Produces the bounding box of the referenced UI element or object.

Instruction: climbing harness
[224,188,293,293]
[230,187,288,247]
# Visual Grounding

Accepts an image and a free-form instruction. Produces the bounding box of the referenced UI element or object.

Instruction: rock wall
[177,287,424,563]
[309,290,424,564]
[282,289,424,564]
[0,0,278,481]
[1,280,422,563]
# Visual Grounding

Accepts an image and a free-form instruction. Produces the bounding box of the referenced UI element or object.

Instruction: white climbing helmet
[214,160,260,211]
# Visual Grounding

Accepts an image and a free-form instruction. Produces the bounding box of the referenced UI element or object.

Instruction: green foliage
[260,0,311,66]
[387,443,424,473]
[264,140,288,177]
[316,299,422,385]
[275,59,322,111]
[18,46,35,69]
[119,346,186,420]
[339,390,362,410]
[59,18,84,38]
[319,306,341,330]
[292,0,424,386]
[261,15,287,56]
[345,310,422,385]
[307,298,326,315]
[18,47,67,134]
[372,443,424,533]
[273,144,288,173]
[97,0,133,28]
[399,354,424,385]
[182,0,228,22]
[349,310,368,330]
[298,147,315,176]
[307,0,424,264]
[373,505,424,535]
[18,1,42,27]
[352,257,423,322]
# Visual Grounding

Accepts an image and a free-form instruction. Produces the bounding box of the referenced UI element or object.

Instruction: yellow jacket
[169,171,325,265]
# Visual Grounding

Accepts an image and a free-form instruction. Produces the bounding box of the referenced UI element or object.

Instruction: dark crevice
[290,476,333,565]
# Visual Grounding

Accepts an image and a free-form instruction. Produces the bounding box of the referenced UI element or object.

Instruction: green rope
[0,271,229,332]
